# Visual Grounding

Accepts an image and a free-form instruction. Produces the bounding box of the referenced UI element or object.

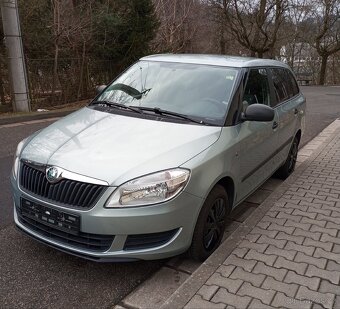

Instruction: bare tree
[215,0,287,58]
[311,0,340,84]
[152,0,200,52]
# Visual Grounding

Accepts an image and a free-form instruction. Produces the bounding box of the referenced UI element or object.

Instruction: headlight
[106,168,190,207]
[12,138,27,179]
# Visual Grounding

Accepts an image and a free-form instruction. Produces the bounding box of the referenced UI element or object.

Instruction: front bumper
[12,176,204,261]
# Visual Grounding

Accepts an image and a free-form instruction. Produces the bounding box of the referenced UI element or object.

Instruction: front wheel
[189,185,229,261]
[275,136,299,179]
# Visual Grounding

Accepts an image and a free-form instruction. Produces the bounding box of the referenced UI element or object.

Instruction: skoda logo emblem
[46,166,60,183]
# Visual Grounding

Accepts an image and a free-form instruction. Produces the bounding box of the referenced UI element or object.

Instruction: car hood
[21,107,222,185]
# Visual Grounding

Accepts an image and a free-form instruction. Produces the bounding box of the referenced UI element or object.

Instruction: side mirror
[241,104,274,122]
[96,85,107,94]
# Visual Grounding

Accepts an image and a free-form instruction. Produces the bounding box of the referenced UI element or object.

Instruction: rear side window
[287,70,299,96]
[270,68,299,105]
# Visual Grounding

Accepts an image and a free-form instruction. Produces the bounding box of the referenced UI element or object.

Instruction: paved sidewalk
[163,122,340,309]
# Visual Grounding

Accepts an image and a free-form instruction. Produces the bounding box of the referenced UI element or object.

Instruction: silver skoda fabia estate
[11,54,305,261]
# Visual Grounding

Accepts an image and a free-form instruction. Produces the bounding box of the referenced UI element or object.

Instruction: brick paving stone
[262,276,299,298]
[284,270,320,291]
[211,288,251,308]
[277,212,302,222]
[244,249,277,266]
[251,227,278,238]
[265,244,296,260]
[184,295,226,309]
[262,216,286,225]
[296,286,335,309]
[332,210,340,218]
[314,248,340,264]
[245,233,261,243]
[326,260,340,272]
[248,298,274,309]
[206,273,243,294]
[285,220,311,231]
[321,204,340,213]
[197,284,219,301]
[271,292,312,309]
[332,244,340,253]
[292,209,318,220]
[257,221,271,229]
[319,280,340,296]
[305,265,340,284]
[232,247,248,258]
[266,210,279,218]
[274,256,308,275]
[272,206,294,214]
[256,235,287,249]
[216,265,236,277]
[238,240,268,253]
[316,214,340,225]
[237,282,276,305]
[301,217,327,228]
[303,238,333,251]
[320,233,340,245]
[285,241,315,256]
[276,231,304,244]
[294,228,321,241]
[253,261,287,281]
[294,252,327,269]
[229,267,266,287]
[309,225,337,237]
[307,206,331,216]
[268,223,295,234]
[223,254,256,272]
[325,221,340,230]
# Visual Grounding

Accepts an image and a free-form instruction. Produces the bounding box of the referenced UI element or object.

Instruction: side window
[242,68,270,111]
[271,68,290,104]
[287,69,299,96]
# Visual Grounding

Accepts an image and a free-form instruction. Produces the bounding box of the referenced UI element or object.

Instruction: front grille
[124,229,179,251]
[19,163,106,209]
[17,210,114,252]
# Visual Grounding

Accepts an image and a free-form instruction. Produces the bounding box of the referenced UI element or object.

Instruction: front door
[235,68,279,203]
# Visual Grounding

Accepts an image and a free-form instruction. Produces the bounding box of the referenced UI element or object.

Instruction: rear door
[269,68,304,164]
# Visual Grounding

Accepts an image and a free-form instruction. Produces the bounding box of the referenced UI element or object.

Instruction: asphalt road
[0,86,339,308]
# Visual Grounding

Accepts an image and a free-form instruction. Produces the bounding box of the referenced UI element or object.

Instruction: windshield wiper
[91,101,144,114]
[134,107,208,125]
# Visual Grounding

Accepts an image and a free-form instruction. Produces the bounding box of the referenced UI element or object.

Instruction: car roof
[140,54,289,69]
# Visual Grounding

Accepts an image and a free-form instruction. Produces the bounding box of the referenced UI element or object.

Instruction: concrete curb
[0,109,77,126]
[161,120,340,309]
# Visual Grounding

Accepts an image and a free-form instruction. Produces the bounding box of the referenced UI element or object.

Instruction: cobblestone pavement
[183,125,340,309]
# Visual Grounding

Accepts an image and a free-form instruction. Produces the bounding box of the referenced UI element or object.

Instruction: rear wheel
[189,185,229,261]
[275,136,299,179]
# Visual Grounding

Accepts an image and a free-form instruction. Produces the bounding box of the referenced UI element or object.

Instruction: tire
[189,184,229,261]
[275,136,299,179]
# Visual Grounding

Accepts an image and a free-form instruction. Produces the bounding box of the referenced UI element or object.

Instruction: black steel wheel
[189,184,229,261]
[276,136,299,179]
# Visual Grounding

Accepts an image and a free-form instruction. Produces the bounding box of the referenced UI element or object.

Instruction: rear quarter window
[270,68,299,105]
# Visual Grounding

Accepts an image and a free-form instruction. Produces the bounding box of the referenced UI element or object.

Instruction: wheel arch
[215,176,235,213]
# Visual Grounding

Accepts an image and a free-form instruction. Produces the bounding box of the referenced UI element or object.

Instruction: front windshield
[96,60,239,125]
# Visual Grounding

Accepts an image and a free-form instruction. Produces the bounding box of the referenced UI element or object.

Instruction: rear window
[270,68,299,105]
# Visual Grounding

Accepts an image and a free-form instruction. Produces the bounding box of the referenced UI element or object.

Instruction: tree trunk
[77,40,86,100]
[319,54,328,85]
[51,42,59,103]
[0,61,5,105]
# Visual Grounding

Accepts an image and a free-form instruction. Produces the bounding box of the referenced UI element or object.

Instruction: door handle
[294,108,299,115]
[272,121,278,129]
